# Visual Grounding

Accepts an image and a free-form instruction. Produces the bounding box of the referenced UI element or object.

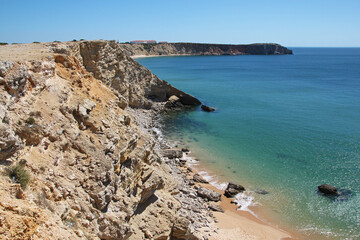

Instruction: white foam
[235,192,256,211]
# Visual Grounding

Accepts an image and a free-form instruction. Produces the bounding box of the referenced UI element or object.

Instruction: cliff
[0,41,213,240]
[118,42,293,57]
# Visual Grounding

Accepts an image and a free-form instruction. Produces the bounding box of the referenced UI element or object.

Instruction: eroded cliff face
[0,42,209,240]
[118,42,293,57]
[63,40,200,109]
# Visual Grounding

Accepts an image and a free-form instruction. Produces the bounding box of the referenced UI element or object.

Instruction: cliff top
[0,43,51,61]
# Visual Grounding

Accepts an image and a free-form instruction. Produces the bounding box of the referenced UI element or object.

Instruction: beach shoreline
[179,152,300,240]
[150,112,300,240]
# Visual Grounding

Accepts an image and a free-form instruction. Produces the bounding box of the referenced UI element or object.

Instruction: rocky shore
[0,40,292,240]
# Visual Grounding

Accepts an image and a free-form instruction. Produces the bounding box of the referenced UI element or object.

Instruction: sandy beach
[179,156,298,240]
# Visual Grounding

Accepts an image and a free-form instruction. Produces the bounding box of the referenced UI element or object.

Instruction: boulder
[78,99,96,120]
[318,184,338,195]
[201,105,215,112]
[161,149,183,159]
[140,171,164,204]
[164,95,183,110]
[224,182,245,198]
[197,187,221,202]
[208,203,224,212]
[171,217,198,240]
[181,148,190,153]
[192,174,209,184]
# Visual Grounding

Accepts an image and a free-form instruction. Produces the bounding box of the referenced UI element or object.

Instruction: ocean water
[137,48,360,239]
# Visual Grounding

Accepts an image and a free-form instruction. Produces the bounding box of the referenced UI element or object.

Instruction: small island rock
[201,105,215,112]
[318,184,338,195]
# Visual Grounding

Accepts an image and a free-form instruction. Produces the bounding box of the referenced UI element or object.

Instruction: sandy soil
[202,183,294,240]
[0,43,52,61]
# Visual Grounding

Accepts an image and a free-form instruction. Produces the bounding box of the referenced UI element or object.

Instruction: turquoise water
[137,48,360,239]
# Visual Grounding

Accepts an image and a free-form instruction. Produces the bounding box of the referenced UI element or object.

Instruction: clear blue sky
[1,0,359,47]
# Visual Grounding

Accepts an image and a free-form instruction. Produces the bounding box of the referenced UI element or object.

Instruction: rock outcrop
[72,40,201,109]
[201,105,215,112]
[119,42,293,56]
[0,41,216,240]
[224,182,245,198]
[193,174,209,184]
[197,187,221,202]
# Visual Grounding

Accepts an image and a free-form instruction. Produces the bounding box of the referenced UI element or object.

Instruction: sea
[137,48,360,239]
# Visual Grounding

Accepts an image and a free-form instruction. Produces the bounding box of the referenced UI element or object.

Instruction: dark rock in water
[317,187,353,202]
[224,182,245,198]
[197,187,221,202]
[193,174,209,184]
[201,105,215,112]
[208,203,224,212]
[254,189,269,195]
[318,184,338,195]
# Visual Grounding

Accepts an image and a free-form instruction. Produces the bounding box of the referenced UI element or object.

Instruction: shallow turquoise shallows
[137,48,360,239]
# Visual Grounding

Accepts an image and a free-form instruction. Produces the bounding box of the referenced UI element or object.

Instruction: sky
[0,0,359,47]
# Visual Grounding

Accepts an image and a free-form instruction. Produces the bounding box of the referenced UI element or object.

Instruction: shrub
[0,42,8,45]
[7,161,30,189]
[33,41,40,44]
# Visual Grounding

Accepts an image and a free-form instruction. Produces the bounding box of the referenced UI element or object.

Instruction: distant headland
[119,41,293,57]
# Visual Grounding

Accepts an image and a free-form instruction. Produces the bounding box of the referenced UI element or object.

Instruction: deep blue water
[137,48,360,239]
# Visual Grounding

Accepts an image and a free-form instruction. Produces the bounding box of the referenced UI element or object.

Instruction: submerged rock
[254,189,269,195]
[224,182,245,198]
[201,105,215,112]
[197,187,221,202]
[318,184,338,195]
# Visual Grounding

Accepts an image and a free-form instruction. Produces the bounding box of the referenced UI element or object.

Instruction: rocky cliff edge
[0,41,215,240]
[118,42,293,57]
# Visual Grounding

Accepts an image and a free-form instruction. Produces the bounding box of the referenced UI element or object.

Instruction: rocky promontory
[0,40,215,240]
[118,42,293,57]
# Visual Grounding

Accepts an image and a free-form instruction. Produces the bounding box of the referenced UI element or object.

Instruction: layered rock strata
[0,41,221,240]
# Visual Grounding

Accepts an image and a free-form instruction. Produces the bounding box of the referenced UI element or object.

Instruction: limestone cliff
[0,42,212,240]
[56,40,201,109]
[118,42,293,57]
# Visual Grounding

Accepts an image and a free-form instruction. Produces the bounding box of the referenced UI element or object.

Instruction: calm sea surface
[137,48,360,239]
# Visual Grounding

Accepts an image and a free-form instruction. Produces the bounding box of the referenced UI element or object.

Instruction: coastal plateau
[118,42,293,57]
